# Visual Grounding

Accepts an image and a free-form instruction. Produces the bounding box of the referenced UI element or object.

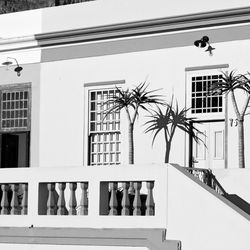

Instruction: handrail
[183,167,227,196]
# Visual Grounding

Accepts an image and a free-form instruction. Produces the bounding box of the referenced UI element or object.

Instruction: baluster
[204,170,209,185]
[121,182,130,215]
[200,171,204,183]
[128,181,135,194]
[133,181,142,216]
[109,182,118,215]
[10,184,19,215]
[57,183,66,215]
[146,181,155,216]
[47,183,56,215]
[211,178,215,190]
[1,184,10,215]
[69,182,77,215]
[208,171,213,188]
[21,183,28,215]
[79,182,88,215]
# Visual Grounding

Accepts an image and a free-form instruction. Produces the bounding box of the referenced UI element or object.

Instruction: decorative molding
[35,7,250,47]
[185,64,229,72]
[84,80,125,88]
[0,82,31,90]
[0,227,181,250]
[0,7,250,53]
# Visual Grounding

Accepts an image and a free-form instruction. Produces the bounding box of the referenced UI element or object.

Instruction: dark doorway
[0,132,30,168]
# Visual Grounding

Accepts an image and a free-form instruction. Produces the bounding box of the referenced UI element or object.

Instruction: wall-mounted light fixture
[194,36,215,56]
[2,57,23,76]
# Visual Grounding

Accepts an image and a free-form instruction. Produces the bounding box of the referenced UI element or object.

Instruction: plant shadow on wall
[144,97,201,163]
[104,82,165,164]
[209,70,250,169]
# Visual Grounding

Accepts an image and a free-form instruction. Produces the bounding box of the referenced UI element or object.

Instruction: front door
[192,121,225,169]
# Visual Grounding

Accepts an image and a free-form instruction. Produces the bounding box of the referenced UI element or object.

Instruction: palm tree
[209,71,250,168]
[105,82,164,164]
[144,98,200,163]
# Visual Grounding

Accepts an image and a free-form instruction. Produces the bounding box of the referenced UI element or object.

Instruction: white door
[192,121,225,169]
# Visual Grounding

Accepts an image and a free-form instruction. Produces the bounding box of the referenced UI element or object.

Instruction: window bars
[191,74,223,114]
[0,87,31,132]
[89,89,121,165]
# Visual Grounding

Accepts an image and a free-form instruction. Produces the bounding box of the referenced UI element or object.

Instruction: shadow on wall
[225,194,250,216]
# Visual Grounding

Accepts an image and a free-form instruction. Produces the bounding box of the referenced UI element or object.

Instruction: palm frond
[144,100,203,147]
[103,81,165,125]
[132,82,165,109]
[209,70,244,96]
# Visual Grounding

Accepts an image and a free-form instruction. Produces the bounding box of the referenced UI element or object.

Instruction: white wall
[213,168,250,203]
[36,36,250,168]
[167,165,250,250]
[1,4,250,169]
[0,63,41,168]
[0,0,249,38]
[0,165,168,228]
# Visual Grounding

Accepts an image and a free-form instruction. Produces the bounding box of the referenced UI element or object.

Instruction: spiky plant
[144,98,200,163]
[209,70,250,168]
[104,82,164,164]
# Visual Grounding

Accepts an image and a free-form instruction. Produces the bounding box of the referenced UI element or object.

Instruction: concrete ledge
[0,227,181,250]
[171,164,250,221]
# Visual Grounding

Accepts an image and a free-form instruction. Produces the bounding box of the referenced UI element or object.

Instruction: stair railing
[183,167,227,196]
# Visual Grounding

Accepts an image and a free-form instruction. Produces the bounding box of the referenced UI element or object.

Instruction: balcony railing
[0,183,28,215]
[0,165,167,229]
[183,167,227,195]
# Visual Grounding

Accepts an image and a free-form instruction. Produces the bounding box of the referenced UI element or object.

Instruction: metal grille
[191,75,223,114]
[89,89,121,165]
[0,89,30,131]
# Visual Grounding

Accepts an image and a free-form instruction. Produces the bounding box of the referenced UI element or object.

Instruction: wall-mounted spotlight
[194,36,215,56]
[2,57,23,76]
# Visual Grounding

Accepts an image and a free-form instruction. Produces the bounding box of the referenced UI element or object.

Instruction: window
[0,85,31,168]
[191,74,223,114]
[88,88,121,165]
[0,89,30,131]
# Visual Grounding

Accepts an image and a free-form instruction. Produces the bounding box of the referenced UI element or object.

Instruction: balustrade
[184,167,226,195]
[39,182,89,216]
[0,183,28,215]
[101,181,155,216]
[0,172,157,219]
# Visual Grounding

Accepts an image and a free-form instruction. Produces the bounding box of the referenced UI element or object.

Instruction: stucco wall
[0,0,249,38]
[0,2,250,169]
[36,36,250,168]
[213,168,250,203]
[167,165,250,250]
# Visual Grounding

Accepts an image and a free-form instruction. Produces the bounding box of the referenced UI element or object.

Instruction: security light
[1,57,23,76]
[194,36,215,56]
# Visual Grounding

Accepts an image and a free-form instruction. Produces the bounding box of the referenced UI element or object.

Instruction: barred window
[191,74,223,114]
[89,89,121,165]
[0,87,31,132]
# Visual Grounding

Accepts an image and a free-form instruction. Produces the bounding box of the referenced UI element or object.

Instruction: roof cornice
[0,6,250,52]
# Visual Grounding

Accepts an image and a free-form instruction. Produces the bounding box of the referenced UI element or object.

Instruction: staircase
[166,164,250,250]
[182,166,250,216]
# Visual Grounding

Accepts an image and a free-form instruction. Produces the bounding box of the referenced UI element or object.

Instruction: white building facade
[0,1,249,250]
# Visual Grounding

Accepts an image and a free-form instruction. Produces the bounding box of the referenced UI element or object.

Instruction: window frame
[186,68,227,120]
[88,88,121,166]
[0,83,31,133]
[83,80,125,166]
[190,74,223,115]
